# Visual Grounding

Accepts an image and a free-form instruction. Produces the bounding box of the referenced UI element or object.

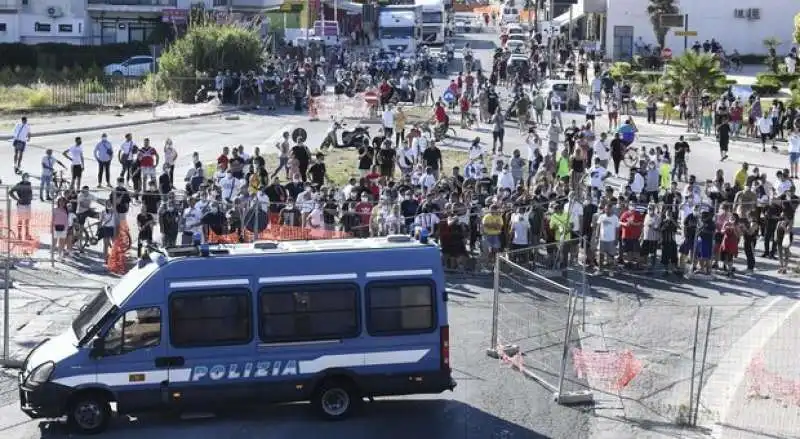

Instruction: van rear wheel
[312,379,360,420]
[67,392,111,435]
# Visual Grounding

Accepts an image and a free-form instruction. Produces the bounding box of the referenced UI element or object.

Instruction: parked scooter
[319,119,371,150]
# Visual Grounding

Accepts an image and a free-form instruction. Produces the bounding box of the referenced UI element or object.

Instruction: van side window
[104,307,161,355]
[367,284,435,335]
[259,285,359,343]
[170,291,251,347]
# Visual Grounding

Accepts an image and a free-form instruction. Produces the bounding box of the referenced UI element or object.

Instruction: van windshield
[379,27,414,39]
[72,288,114,343]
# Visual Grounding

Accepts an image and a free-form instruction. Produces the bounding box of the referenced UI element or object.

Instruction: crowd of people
[5,24,799,280]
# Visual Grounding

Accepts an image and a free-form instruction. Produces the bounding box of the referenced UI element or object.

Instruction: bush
[608,62,633,81]
[776,72,800,86]
[791,79,800,92]
[155,22,264,103]
[752,74,781,95]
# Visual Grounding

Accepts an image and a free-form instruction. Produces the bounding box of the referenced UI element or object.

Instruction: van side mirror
[90,338,105,358]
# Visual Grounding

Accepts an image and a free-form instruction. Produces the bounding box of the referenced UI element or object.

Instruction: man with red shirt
[619,205,644,266]
[217,146,230,169]
[459,93,471,128]
[433,101,449,139]
[379,79,392,111]
[354,193,373,237]
[464,71,475,100]
[137,138,159,187]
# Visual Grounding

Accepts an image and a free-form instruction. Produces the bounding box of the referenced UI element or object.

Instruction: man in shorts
[137,138,159,187]
[63,137,84,190]
[619,202,644,267]
[596,203,619,274]
[10,116,30,174]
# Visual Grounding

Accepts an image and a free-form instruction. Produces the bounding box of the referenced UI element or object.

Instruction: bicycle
[421,121,458,142]
[74,219,132,253]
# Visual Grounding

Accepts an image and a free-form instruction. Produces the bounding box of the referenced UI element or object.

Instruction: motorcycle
[319,120,371,150]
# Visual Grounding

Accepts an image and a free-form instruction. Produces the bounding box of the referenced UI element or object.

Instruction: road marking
[699,298,800,438]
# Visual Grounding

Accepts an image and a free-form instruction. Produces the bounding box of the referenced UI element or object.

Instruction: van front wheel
[312,379,360,420]
[67,392,111,435]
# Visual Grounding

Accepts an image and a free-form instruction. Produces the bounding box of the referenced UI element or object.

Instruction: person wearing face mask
[158,197,180,248]
[279,198,302,228]
[97,201,117,258]
[94,133,113,188]
[9,173,33,240]
[201,201,226,238]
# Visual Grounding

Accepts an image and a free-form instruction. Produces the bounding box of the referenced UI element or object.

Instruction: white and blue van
[18,236,455,434]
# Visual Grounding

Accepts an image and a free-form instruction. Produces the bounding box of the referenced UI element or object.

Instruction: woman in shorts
[52,197,70,258]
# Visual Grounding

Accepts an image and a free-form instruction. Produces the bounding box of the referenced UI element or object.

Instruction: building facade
[603,0,798,60]
[0,0,283,45]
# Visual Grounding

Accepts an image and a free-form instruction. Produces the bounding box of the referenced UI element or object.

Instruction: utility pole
[547,0,554,79]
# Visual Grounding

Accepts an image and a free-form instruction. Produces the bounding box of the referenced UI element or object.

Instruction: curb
[0,106,247,140]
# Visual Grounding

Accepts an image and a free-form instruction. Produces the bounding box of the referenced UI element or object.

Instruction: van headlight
[25,362,55,387]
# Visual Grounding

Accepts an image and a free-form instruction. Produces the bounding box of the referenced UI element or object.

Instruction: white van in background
[501,6,520,25]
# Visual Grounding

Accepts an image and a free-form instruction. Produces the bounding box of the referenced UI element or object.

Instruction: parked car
[103,56,155,77]
[543,79,580,110]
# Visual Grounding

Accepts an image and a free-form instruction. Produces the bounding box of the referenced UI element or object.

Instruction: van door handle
[154,356,185,368]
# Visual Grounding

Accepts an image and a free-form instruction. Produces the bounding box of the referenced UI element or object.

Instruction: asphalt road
[0,29,594,439]
[1,27,799,439]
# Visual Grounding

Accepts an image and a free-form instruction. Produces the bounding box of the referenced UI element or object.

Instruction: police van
[18,235,455,434]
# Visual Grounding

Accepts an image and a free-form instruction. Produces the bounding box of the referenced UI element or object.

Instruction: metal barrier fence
[486,239,593,404]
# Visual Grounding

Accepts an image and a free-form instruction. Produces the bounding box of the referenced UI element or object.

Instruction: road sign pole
[684,14,689,51]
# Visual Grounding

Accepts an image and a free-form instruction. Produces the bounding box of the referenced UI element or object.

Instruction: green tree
[763,37,781,74]
[664,52,725,128]
[646,0,679,49]
[155,18,265,102]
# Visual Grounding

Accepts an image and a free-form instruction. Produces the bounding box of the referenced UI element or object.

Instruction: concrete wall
[605,0,798,60]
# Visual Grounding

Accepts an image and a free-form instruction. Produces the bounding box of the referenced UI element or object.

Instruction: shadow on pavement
[37,399,554,439]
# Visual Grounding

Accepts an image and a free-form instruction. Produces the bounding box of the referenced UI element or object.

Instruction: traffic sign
[674,30,698,37]
[661,48,673,60]
[363,90,379,105]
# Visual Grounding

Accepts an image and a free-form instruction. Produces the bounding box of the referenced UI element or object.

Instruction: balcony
[87,0,177,13]
[212,0,284,10]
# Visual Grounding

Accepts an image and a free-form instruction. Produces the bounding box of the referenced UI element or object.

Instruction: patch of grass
[323,146,470,186]
[0,79,156,112]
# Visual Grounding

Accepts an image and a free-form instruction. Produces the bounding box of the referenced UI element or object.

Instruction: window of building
[259,285,359,342]
[104,307,161,355]
[58,24,73,33]
[367,283,435,335]
[170,291,251,347]
[0,23,7,32]
[34,23,51,32]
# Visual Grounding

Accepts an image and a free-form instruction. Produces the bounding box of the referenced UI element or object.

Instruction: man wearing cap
[9,172,33,240]
[94,133,113,188]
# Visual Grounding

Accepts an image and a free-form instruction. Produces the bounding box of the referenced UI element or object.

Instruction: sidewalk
[0,101,244,140]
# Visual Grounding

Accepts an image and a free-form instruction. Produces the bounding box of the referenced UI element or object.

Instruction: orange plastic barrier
[107,222,131,275]
[0,207,53,258]
[571,348,642,391]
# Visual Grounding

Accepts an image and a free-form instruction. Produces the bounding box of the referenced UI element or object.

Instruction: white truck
[378,8,421,57]
[415,0,447,45]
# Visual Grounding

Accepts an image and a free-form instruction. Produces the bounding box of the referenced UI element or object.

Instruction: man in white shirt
[585,101,596,123]
[788,128,800,179]
[630,169,645,195]
[119,133,137,185]
[63,136,84,190]
[591,76,603,110]
[596,203,620,272]
[40,149,61,201]
[588,157,610,191]
[10,116,30,174]
[550,94,563,128]
[775,171,793,196]
[592,132,610,168]
[757,113,775,152]
[382,106,395,139]
[510,210,530,250]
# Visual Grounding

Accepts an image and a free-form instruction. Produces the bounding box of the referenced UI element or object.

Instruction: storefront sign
[162,8,189,24]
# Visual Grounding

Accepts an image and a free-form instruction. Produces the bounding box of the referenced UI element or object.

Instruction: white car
[104,56,155,77]
[505,24,524,35]
[454,13,481,33]
[506,39,526,54]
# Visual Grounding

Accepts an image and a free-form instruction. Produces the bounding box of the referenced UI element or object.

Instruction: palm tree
[664,52,725,132]
[646,0,679,49]
[763,37,781,73]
